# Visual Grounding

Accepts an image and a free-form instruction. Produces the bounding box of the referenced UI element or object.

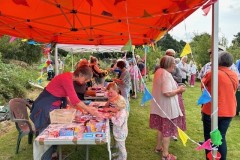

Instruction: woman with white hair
[177,56,188,84]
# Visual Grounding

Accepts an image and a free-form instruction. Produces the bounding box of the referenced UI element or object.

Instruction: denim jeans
[202,113,232,160]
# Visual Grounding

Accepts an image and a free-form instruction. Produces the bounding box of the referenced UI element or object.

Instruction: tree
[0,36,42,64]
[232,32,240,47]
[190,33,211,68]
[156,33,185,54]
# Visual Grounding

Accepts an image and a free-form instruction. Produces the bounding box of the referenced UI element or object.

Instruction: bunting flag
[141,87,153,105]
[210,129,222,146]
[177,127,189,146]
[21,39,28,42]
[28,40,37,45]
[143,10,152,17]
[202,0,218,16]
[202,5,211,16]
[144,45,149,53]
[196,139,212,151]
[121,40,134,52]
[180,43,192,57]
[202,0,218,10]
[9,36,16,43]
[101,11,112,17]
[197,88,211,105]
[12,0,29,6]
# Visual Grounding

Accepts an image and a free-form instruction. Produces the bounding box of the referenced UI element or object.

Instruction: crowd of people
[30,48,239,160]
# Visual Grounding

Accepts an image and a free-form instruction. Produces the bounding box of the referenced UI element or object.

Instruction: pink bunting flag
[202,0,218,16]
[9,36,17,43]
[12,0,29,6]
[202,5,211,16]
[195,139,212,151]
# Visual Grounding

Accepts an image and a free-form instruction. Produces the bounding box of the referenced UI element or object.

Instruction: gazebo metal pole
[211,1,219,159]
[55,44,59,75]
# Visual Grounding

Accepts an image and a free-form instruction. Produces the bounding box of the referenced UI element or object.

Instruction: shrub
[0,53,38,105]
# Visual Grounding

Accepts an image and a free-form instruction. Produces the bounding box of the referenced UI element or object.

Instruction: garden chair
[9,98,35,154]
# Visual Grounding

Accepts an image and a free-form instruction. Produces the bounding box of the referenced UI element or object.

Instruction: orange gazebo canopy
[0,0,209,45]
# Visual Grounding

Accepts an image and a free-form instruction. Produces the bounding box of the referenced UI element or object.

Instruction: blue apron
[30,89,66,134]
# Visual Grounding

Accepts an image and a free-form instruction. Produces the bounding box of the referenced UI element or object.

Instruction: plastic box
[50,109,76,124]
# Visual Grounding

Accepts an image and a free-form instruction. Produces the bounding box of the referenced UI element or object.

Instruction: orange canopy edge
[0,0,209,45]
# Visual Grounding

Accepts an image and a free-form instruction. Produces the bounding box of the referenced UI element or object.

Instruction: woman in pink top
[150,56,186,160]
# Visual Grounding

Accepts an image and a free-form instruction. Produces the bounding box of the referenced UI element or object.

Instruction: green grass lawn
[0,81,240,160]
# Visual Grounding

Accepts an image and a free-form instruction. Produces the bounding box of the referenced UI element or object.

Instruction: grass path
[0,81,239,159]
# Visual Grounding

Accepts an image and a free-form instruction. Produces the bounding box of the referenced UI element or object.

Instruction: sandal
[162,153,177,160]
[154,147,163,153]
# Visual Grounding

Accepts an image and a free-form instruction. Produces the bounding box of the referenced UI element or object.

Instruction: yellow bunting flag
[21,39,28,42]
[180,43,192,57]
[177,127,189,146]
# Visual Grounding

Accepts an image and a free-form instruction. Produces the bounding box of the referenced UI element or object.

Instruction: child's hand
[103,108,110,112]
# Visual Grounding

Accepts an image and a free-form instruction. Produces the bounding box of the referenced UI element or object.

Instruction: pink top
[46,72,81,105]
[150,68,183,119]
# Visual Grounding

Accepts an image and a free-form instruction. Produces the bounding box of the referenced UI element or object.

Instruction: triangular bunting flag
[101,11,112,17]
[9,36,16,43]
[141,87,153,105]
[121,40,133,52]
[143,10,152,17]
[180,43,192,57]
[197,88,211,105]
[144,45,149,53]
[202,5,211,16]
[21,39,28,42]
[28,40,37,45]
[210,129,222,146]
[195,139,212,151]
[177,127,189,146]
[202,0,218,10]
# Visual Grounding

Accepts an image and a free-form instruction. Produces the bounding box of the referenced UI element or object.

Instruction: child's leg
[116,140,127,160]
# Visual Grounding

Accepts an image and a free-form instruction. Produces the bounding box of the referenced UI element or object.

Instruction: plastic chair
[9,98,35,154]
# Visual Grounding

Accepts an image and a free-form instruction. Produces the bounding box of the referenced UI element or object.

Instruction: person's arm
[163,85,186,97]
[75,101,100,116]
[112,78,124,84]
[93,64,103,73]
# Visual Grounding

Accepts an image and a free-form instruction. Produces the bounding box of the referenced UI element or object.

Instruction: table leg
[86,145,89,160]
[58,146,62,160]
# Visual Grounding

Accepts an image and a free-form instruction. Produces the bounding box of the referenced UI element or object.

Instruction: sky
[168,0,240,46]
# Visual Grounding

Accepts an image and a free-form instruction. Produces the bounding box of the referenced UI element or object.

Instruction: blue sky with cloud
[169,0,240,46]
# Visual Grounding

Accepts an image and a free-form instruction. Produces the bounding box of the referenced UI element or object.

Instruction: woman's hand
[177,85,186,93]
